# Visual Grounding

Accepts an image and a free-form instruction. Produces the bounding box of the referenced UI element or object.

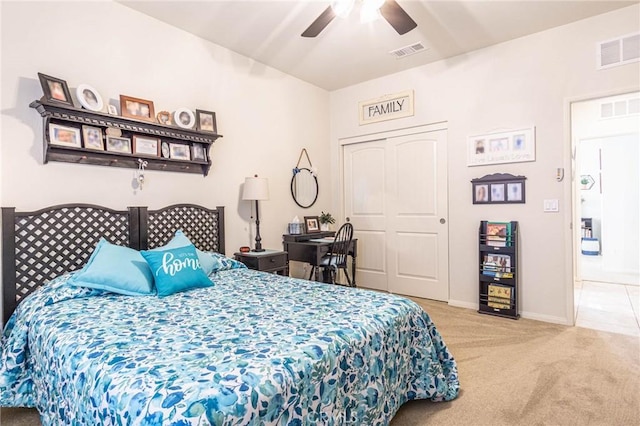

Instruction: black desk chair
[314,222,354,287]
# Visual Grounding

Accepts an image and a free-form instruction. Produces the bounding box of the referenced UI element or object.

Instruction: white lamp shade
[242,176,269,201]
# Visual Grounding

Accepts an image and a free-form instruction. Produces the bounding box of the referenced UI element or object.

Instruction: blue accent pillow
[141,244,213,297]
[154,230,220,276]
[70,238,154,296]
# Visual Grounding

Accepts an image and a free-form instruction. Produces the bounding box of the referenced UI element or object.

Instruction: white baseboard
[448,299,571,326]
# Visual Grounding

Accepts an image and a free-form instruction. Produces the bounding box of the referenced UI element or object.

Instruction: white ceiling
[119,0,638,91]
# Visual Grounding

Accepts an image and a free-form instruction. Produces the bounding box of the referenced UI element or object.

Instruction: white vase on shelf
[320,223,330,232]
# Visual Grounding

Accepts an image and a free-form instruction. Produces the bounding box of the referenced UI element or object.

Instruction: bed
[1,203,459,425]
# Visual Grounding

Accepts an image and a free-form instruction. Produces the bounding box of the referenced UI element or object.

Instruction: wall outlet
[544,199,559,212]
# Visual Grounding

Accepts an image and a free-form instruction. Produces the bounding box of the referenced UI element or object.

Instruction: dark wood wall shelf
[30,100,223,176]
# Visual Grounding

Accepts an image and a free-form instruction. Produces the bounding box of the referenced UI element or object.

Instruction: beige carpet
[2,299,638,425]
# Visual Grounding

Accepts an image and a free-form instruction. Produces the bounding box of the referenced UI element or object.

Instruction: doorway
[571,92,640,336]
[340,123,449,301]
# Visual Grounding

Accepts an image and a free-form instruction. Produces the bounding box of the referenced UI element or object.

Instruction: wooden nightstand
[234,249,289,276]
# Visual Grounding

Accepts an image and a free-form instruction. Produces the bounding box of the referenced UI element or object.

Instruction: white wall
[329,5,640,324]
[0,1,332,322]
[0,1,330,256]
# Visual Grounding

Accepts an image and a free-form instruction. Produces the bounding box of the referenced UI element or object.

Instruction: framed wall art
[195,109,217,133]
[468,127,535,167]
[38,73,74,107]
[49,123,81,147]
[76,84,103,112]
[174,108,195,129]
[106,136,132,154]
[191,143,207,162]
[472,173,526,204]
[156,111,171,125]
[120,95,155,122]
[133,135,160,157]
[169,143,191,160]
[81,125,104,151]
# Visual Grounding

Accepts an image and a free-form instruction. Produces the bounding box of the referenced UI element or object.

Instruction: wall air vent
[600,97,640,119]
[389,42,427,59]
[597,32,640,69]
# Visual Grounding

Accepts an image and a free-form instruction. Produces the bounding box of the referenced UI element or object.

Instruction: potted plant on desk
[319,211,335,231]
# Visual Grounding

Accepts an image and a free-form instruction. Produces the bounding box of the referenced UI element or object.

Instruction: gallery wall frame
[472,173,527,204]
[468,127,535,166]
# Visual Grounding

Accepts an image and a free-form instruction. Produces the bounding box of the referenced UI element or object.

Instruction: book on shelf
[482,254,513,278]
[487,296,512,309]
[488,283,513,303]
[486,221,511,246]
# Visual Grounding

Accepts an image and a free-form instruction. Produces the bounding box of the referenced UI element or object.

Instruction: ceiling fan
[301,0,417,38]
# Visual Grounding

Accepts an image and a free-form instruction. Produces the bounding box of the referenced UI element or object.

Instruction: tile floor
[575,255,640,337]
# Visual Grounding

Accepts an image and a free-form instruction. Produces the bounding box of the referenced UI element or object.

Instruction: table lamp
[242,175,269,252]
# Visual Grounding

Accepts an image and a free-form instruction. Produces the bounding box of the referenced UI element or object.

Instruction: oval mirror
[291,168,318,208]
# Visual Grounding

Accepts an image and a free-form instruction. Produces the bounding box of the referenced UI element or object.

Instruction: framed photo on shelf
[105,136,132,154]
[169,143,191,160]
[38,73,74,107]
[490,183,505,202]
[507,182,523,202]
[81,125,104,151]
[304,216,320,233]
[49,123,81,148]
[133,135,160,157]
[474,184,489,204]
[191,143,207,162]
[195,109,217,133]
[472,173,526,204]
[107,104,118,115]
[76,84,103,112]
[119,95,155,122]
[156,111,171,125]
[174,108,195,129]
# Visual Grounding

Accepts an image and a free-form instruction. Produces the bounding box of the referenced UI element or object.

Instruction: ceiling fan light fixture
[331,0,355,19]
[360,0,385,23]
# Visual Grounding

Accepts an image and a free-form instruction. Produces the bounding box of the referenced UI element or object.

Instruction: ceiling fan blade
[379,0,417,35]
[301,6,337,38]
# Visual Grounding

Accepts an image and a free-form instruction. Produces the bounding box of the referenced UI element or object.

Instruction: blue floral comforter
[1,268,458,425]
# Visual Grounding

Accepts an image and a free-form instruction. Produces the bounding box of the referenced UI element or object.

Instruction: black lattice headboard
[140,204,225,254]
[2,204,139,325]
[2,203,225,325]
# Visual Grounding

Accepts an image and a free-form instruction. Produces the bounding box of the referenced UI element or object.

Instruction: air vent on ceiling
[389,42,427,59]
[597,32,640,69]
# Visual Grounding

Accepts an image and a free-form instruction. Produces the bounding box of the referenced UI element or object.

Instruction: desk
[283,233,358,286]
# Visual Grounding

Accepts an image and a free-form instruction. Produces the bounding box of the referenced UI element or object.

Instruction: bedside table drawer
[251,252,287,272]
[234,250,289,275]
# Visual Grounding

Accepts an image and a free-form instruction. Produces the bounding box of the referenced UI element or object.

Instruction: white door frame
[337,122,449,294]
[565,87,639,326]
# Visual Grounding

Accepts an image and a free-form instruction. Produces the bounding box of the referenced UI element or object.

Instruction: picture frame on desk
[304,216,320,233]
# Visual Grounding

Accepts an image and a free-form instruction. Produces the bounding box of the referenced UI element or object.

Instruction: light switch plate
[543,199,559,212]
